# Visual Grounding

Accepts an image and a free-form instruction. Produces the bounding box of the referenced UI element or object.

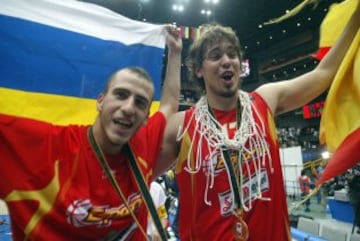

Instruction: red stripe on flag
[318,127,360,186]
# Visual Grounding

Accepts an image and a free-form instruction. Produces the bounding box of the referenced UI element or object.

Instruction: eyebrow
[113,88,151,105]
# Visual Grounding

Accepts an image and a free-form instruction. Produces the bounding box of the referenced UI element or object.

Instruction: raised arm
[257,3,360,116]
[154,111,184,178]
[158,25,183,119]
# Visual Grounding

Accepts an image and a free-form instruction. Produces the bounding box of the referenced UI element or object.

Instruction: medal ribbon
[208,99,242,209]
[88,128,168,241]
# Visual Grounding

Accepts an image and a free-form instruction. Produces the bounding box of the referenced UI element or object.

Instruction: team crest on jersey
[66,193,142,227]
[218,169,269,216]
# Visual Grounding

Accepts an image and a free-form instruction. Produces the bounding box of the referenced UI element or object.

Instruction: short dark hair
[103,66,153,94]
[185,23,244,90]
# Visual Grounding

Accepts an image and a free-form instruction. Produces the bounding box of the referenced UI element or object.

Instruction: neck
[91,119,124,155]
[207,92,239,111]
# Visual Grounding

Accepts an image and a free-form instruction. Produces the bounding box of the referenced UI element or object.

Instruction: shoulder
[151,181,162,190]
[249,90,273,113]
[149,111,167,123]
[150,181,166,195]
[136,111,167,135]
[254,82,285,115]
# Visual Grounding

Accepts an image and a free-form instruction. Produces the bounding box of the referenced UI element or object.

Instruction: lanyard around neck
[88,128,167,241]
[208,98,243,210]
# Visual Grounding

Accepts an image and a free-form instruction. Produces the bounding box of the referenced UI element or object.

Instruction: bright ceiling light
[172,4,184,12]
[200,9,211,15]
[204,0,219,4]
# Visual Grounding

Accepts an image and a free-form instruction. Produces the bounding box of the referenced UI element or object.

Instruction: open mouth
[221,71,234,82]
[113,119,133,129]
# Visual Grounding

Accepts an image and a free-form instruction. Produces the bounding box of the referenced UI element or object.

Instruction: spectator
[348,165,360,234]
[147,181,169,241]
[298,169,311,212]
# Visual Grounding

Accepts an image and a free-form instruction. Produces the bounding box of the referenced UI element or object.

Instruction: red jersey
[298,176,311,194]
[0,112,166,241]
[176,92,291,241]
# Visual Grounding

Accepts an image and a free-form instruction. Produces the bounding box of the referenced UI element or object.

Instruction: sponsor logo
[66,193,142,227]
[218,169,269,216]
[204,144,269,176]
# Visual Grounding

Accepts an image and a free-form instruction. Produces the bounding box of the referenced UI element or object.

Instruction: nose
[220,54,232,67]
[121,97,136,116]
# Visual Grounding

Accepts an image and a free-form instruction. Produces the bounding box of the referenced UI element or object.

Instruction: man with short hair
[0,25,182,241]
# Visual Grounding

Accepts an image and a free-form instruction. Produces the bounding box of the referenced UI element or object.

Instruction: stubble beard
[219,79,242,98]
[219,88,238,98]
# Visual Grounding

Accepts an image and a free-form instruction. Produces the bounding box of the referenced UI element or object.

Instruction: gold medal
[233,209,249,241]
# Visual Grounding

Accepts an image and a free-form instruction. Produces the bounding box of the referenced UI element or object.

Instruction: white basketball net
[177,90,274,212]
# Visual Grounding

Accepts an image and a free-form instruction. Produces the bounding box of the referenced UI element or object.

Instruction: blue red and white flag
[0,0,167,125]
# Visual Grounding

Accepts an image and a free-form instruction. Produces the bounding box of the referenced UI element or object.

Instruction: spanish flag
[313,0,358,60]
[318,0,360,185]
[0,0,167,126]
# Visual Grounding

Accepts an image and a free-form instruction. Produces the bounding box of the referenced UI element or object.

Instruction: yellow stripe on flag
[0,87,160,125]
[319,30,360,151]
[315,0,360,186]
[0,87,97,125]
[319,0,358,48]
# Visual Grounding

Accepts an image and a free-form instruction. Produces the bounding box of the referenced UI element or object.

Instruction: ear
[96,93,105,112]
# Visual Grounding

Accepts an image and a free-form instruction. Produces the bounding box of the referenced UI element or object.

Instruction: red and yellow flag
[318,0,360,185]
[313,0,357,60]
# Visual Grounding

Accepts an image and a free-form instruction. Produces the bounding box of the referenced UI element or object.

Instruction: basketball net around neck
[177,90,273,212]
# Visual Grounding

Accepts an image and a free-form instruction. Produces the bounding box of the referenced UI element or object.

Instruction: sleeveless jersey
[176,92,291,241]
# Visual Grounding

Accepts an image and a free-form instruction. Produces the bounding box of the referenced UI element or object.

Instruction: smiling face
[196,39,241,98]
[93,68,154,154]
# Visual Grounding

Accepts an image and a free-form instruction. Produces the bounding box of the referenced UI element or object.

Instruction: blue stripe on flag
[0,15,164,100]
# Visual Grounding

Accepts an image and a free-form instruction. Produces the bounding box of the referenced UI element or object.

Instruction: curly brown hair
[185,23,244,92]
